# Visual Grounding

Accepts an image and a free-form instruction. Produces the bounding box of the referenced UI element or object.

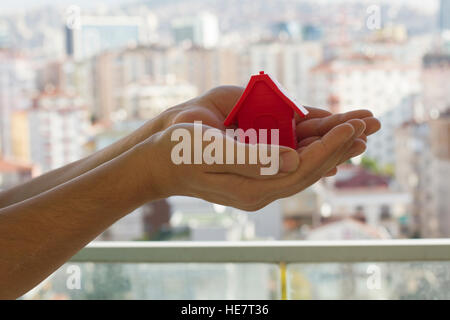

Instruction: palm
[170,85,380,150]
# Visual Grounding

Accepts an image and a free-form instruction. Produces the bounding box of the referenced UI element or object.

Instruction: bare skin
[0,86,380,299]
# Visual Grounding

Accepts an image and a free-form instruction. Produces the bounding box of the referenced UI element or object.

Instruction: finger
[297,136,321,148]
[359,134,367,142]
[236,120,366,210]
[362,116,381,136]
[336,138,367,165]
[298,131,367,148]
[324,167,338,177]
[296,109,373,140]
[321,138,366,180]
[297,126,367,150]
[228,120,365,210]
[252,123,359,206]
[297,122,357,176]
[290,120,365,184]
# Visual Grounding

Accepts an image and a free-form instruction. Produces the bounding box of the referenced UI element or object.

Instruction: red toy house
[223,71,309,149]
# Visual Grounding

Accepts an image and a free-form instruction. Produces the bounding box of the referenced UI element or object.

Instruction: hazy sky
[0,0,136,13]
[0,0,439,14]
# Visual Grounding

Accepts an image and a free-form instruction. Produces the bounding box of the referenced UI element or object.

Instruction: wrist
[131,132,175,202]
[117,105,189,202]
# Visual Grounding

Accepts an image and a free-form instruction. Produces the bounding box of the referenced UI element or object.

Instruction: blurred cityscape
[1,0,450,246]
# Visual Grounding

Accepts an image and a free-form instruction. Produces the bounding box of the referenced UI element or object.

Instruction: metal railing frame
[70,239,450,299]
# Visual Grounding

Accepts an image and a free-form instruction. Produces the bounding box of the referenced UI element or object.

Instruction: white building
[309,54,421,166]
[309,54,420,116]
[0,50,34,158]
[395,114,450,238]
[29,90,89,172]
[0,20,10,47]
[317,165,412,238]
[249,40,323,106]
[121,81,198,120]
[421,53,450,121]
[305,218,391,240]
[370,94,421,166]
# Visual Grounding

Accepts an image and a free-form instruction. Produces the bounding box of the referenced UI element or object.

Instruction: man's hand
[0,85,381,297]
[142,119,369,211]
[162,86,381,177]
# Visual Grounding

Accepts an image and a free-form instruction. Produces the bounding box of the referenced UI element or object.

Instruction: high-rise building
[270,21,302,39]
[36,61,66,93]
[92,52,117,124]
[249,40,323,105]
[176,46,242,94]
[372,94,421,167]
[171,12,220,48]
[395,112,450,238]
[11,110,31,163]
[422,53,450,120]
[439,0,450,31]
[249,42,283,81]
[29,89,89,172]
[309,54,420,166]
[121,81,198,120]
[302,25,323,41]
[0,50,34,158]
[65,16,144,61]
[427,114,450,236]
[0,20,10,48]
[281,42,323,105]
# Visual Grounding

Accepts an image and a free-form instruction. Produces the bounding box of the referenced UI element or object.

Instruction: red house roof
[335,166,390,189]
[224,71,309,126]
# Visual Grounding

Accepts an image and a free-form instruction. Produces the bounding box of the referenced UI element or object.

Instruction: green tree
[360,157,380,173]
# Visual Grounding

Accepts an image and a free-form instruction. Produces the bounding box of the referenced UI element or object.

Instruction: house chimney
[259,71,265,75]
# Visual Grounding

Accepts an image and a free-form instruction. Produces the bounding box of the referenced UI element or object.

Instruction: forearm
[0,111,169,209]
[0,140,158,299]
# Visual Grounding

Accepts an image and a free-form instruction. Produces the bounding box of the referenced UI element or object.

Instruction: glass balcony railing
[22,240,450,300]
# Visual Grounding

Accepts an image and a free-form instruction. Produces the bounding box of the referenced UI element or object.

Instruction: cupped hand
[143,119,369,211]
[162,86,381,176]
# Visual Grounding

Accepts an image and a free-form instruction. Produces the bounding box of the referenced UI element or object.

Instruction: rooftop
[334,166,390,190]
[0,158,33,173]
